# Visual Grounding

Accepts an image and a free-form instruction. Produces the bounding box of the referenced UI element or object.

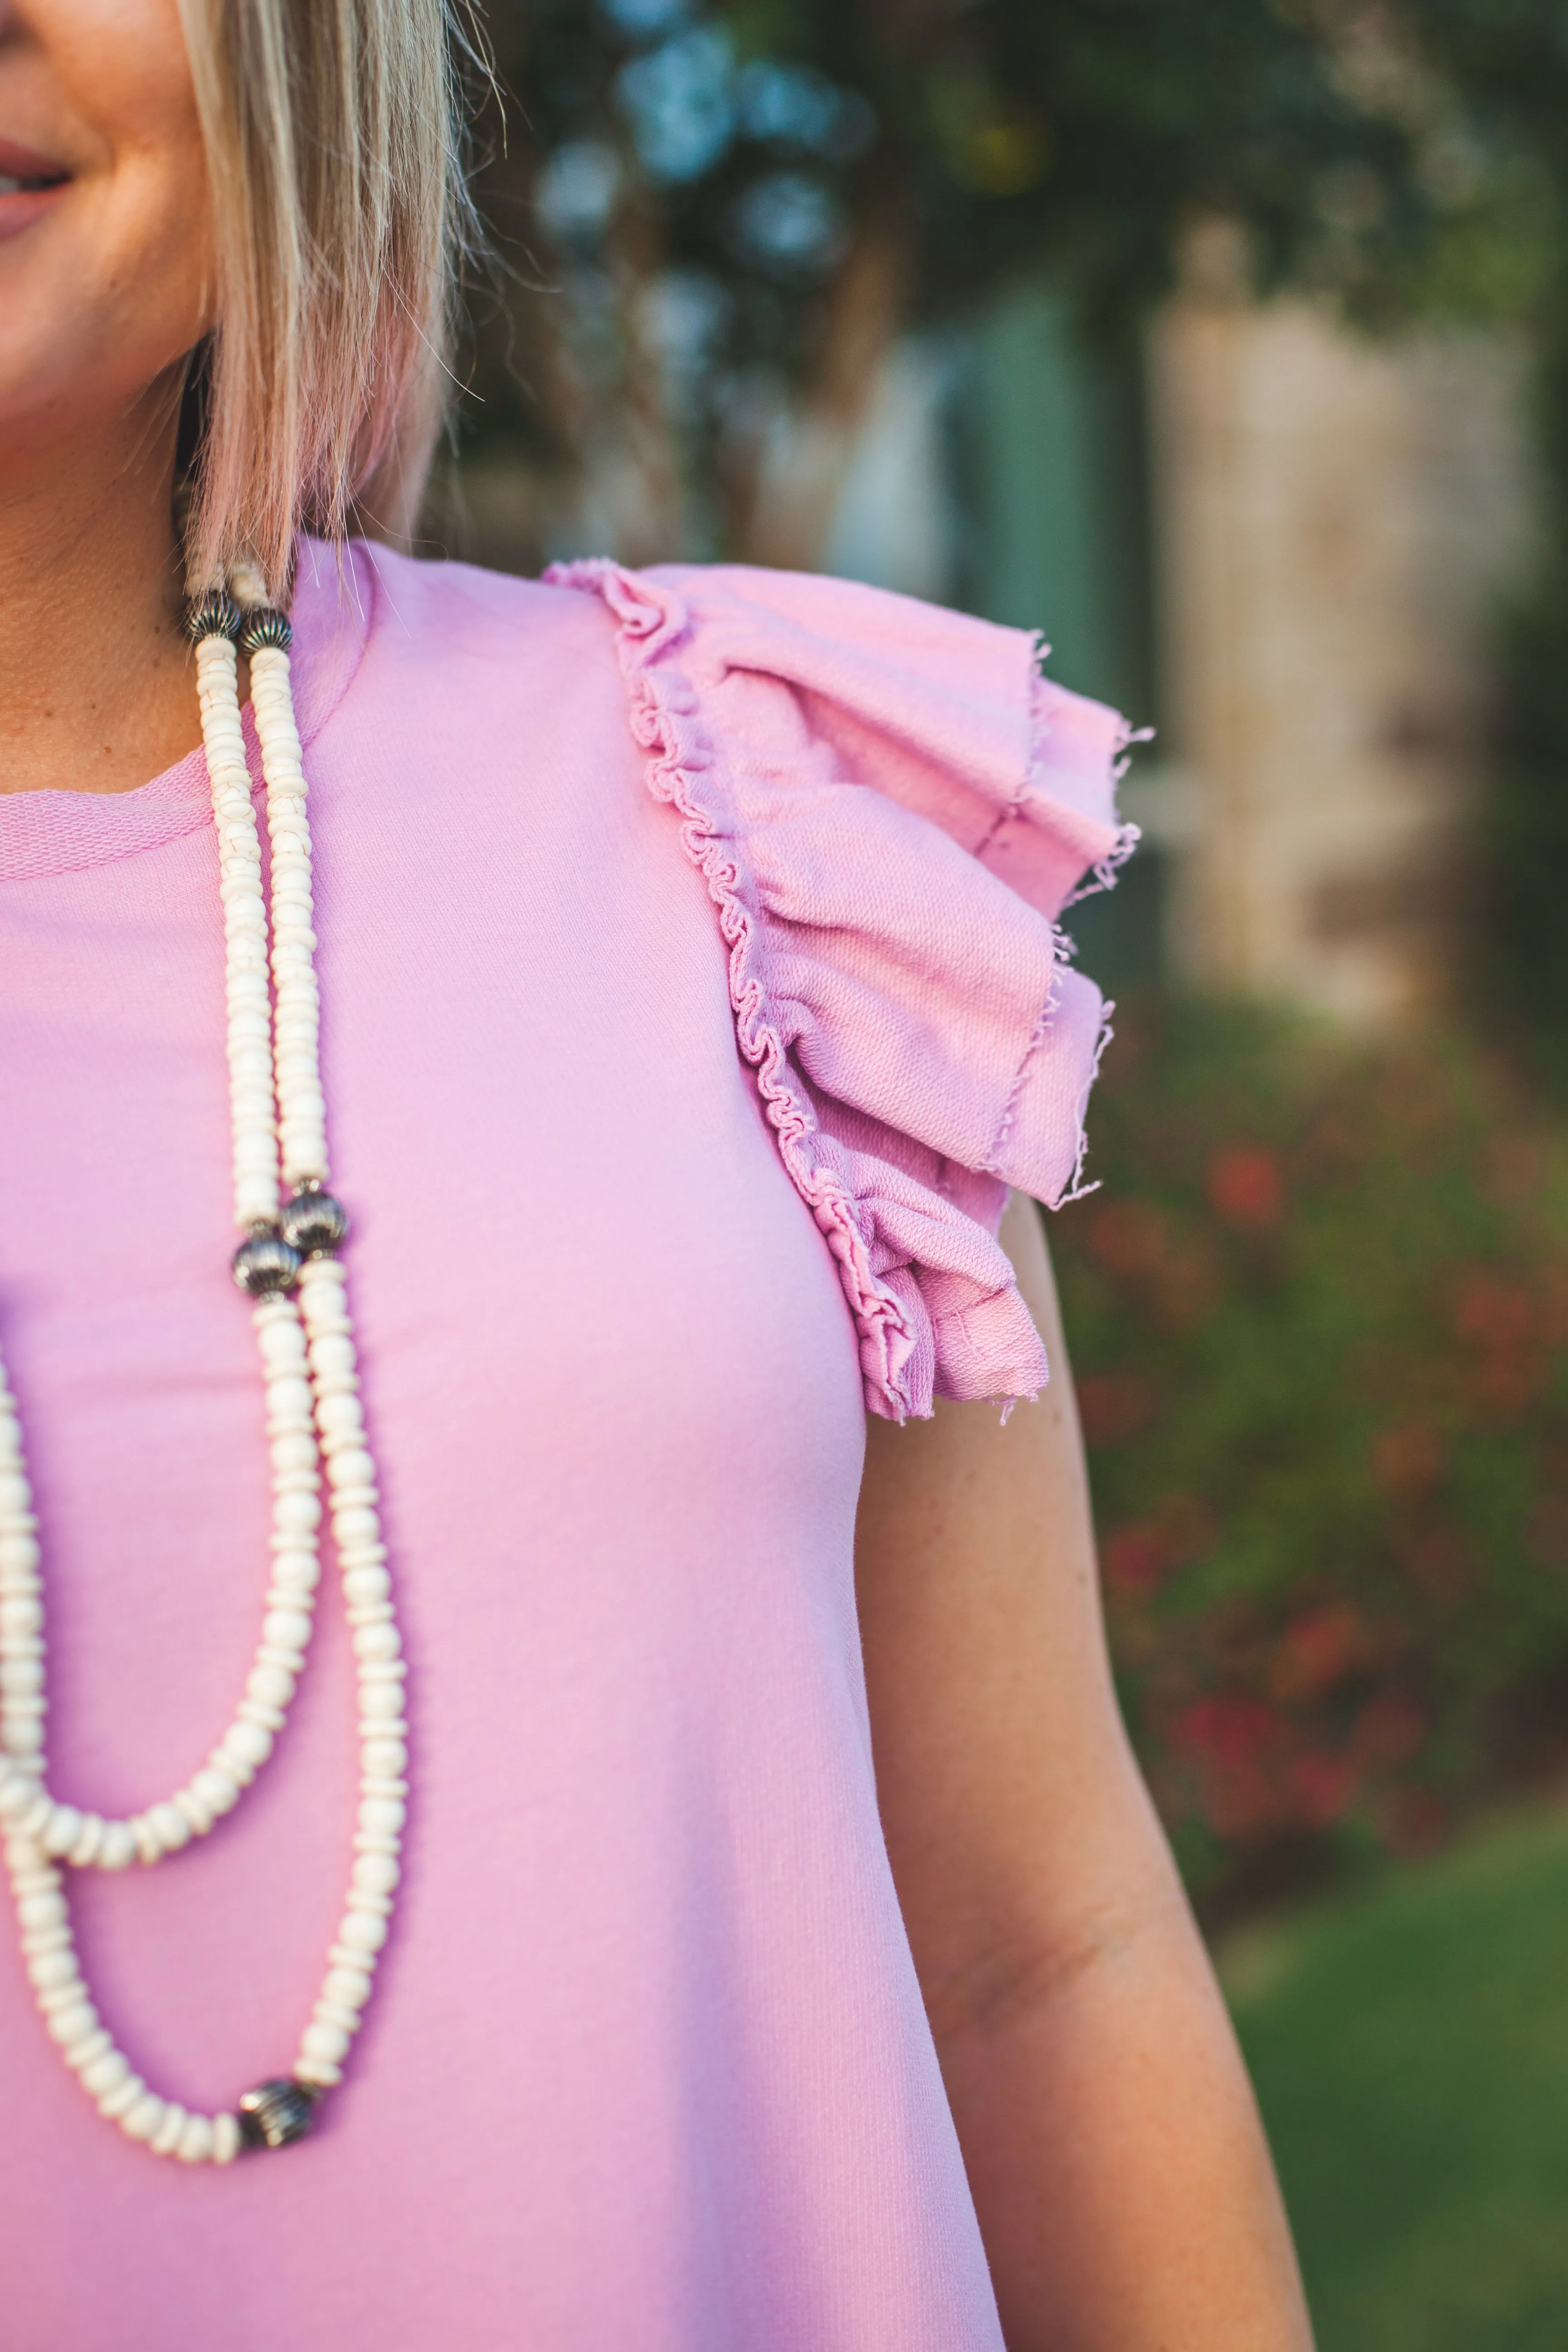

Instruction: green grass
[1223,1806,1568,2351]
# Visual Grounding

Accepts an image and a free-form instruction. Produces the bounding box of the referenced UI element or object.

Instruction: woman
[0,0,1312,2344]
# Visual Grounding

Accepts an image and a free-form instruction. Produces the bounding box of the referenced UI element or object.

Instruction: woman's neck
[0,388,202,797]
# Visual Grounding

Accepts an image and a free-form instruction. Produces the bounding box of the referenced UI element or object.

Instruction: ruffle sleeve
[547,558,1136,1422]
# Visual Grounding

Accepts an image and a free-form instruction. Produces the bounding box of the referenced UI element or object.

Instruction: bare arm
[855,1192,1313,2352]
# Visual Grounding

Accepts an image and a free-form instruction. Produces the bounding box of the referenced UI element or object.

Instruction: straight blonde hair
[175,0,477,600]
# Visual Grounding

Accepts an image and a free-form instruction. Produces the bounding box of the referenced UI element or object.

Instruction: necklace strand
[0,584,405,2161]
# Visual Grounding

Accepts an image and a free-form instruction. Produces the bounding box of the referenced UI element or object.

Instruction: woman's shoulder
[328,543,1138,1422]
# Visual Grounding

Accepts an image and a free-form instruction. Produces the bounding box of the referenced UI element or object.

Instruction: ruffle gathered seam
[545,557,925,1419]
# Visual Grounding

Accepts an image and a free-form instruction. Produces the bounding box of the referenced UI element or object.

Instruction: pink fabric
[0,542,1127,2351]
[548,559,1130,1418]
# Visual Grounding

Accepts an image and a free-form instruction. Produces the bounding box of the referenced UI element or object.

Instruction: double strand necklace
[0,584,405,2163]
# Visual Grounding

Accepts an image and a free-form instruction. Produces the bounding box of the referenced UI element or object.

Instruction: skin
[859,1195,1313,2347]
[0,2,1314,2342]
[0,0,209,801]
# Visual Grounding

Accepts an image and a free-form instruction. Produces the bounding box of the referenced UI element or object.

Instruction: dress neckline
[0,540,374,881]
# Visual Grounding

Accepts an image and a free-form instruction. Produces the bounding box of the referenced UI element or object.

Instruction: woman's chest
[0,759,867,1815]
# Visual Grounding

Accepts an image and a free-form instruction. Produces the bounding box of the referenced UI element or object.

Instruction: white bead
[332,1507,380,1548]
[316,1393,363,1437]
[64,2026,113,2070]
[18,1890,66,1932]
[262,1607,312,1652]
[0,1773,39,1821]
[269,1432,318,1476]
[191,1765,242,1817]
[173,1786,214,1837]
[357,1797,405,1838]
[357,1723,406,1752]
[220,1718,273,1770]
[344,1566,390,1607]
[338,1908,389,1954]
[97,1821,137,1871]
[121,2092,167,2142]
[323,1965,373,2010]
[266,1375,314,1422]
[351,1851,399,1897]
[177,2113,215,2164]
[312,1997,361,2035]
[258,1325,308,1370]
[275,1490,322,1536]
[151,2101,188,2156]
[325,1446,375,1491]
[143,1802,191,1855]
[47,2001,97,2048]
[11,1774,51,1824]
[294,2055,343,2091]
[213,2113,242,2165]
[352,1623,400,1663]
[98,2073,146,2120]
[0,1472,34,1517]
[67,1814,106,1867]
[362,1738,407,1778]
[26,1811,70,1860]
[27,1949,76,1989]
[358,1682,404,1723]
[81,2048,130,2098]
[301,2021,351,2066]
[270,1549,321,1595]
[247,1661,296,1710]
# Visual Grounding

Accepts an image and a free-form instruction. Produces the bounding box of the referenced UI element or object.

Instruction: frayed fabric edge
[981,918,1078,1185]
[1058,995,1118,1208]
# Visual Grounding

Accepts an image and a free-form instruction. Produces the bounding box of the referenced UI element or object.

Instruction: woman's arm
[855,1192,1313,2352]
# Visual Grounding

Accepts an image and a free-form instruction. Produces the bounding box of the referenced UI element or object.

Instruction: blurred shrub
[1052,1000,1568,1915]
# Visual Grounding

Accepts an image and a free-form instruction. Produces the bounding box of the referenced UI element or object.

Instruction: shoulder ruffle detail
[546,557,1134,1420]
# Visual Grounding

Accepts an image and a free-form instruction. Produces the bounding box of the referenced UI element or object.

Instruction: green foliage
[458,0,1438,481]
[1226,1805,1568,2350]
[1051,1000,1568,1907]
[1396,3,1568,1058]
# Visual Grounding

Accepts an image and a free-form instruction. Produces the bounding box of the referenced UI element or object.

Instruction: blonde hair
[175,0,477,600]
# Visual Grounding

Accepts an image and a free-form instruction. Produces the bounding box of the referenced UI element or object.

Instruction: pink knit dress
[0,544,1129,2350]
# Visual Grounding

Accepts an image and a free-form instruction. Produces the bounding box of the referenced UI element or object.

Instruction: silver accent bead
[231,1232,302,1296]
[237,2078,319,2151]
[279,1188,349,1259]
[183,589,241,645]
[238,606,293,655]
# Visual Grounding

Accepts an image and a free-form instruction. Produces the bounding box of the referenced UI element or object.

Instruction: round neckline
[0,540,376,881]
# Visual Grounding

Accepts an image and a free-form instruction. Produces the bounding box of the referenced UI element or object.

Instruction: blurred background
[429,4,1568,2340]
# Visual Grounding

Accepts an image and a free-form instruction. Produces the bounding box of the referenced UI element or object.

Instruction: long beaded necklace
[0,582,405,2163]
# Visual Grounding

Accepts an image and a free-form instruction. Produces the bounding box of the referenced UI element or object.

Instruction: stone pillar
[1145,267,1532,1023]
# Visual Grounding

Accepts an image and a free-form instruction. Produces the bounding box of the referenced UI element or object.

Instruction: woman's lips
[0,134,69,179]
[0,139,70,243]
